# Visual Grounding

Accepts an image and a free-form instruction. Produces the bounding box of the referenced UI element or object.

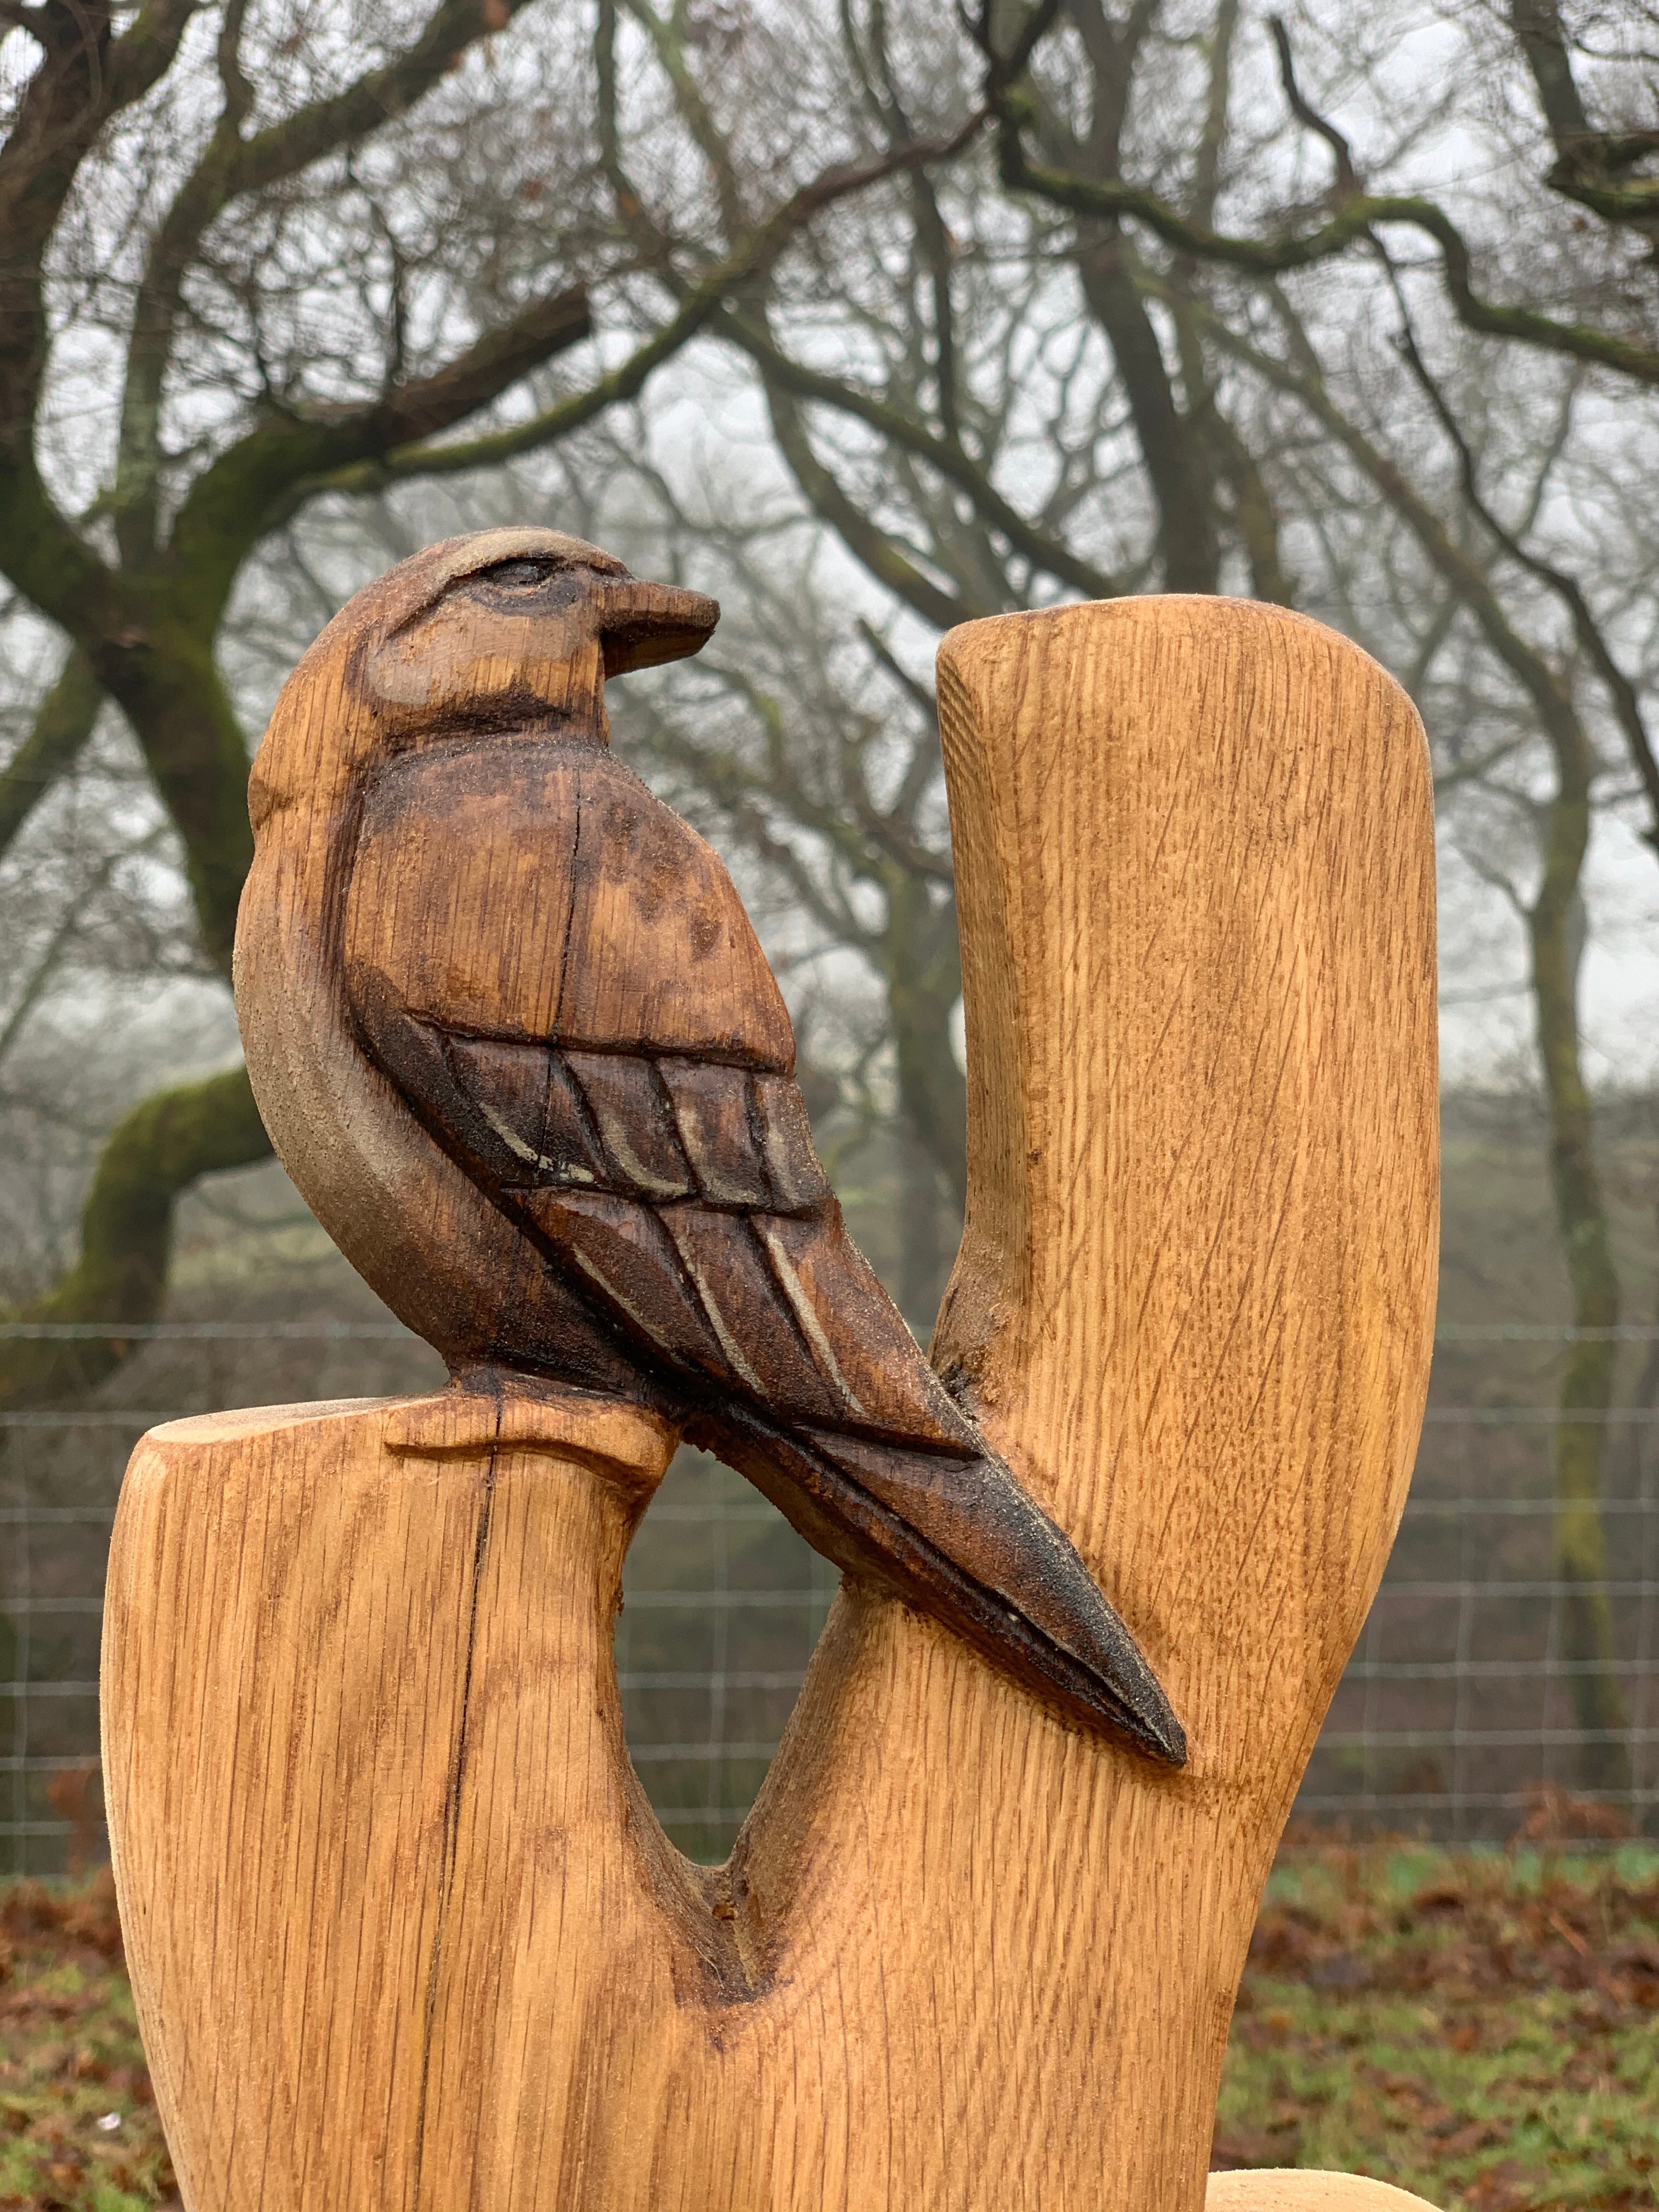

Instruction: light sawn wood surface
[1208,2177,1441,2210]
[103,593,1440,2211]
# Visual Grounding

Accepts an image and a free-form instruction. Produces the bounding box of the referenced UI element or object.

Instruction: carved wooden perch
[103,533,1440,2212]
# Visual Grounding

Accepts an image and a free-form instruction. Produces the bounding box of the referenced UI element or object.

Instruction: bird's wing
[347,960,1187,1768]
[346,960,972,1453]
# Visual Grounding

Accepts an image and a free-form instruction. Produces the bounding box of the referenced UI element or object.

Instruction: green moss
[0,1064,272,1410]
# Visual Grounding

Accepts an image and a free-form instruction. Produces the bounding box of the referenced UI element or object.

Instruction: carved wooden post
[102,540,1439,2212]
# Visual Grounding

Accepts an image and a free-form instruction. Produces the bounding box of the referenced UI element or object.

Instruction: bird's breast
[343,738,794,1069]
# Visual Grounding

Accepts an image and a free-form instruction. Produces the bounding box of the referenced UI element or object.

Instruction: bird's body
[238,528,1184,1765]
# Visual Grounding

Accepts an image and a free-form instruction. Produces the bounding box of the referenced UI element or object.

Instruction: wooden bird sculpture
[234,527,1183,1763]
[106,582,1440,2212]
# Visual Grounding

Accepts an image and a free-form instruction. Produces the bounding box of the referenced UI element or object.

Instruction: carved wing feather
[346,962,969,1449]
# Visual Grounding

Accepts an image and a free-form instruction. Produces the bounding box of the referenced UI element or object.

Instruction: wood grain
[104,592,1440,2210]
[1207,2179,1441,2210]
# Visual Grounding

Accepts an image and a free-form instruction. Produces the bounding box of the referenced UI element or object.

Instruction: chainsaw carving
[107,566,1441,2212]
[234,528,1182,1762]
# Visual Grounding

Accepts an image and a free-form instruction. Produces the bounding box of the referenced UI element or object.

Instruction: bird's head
[249,528,718,831]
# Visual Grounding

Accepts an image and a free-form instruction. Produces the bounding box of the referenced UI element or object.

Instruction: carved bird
[237,527,1185,1765]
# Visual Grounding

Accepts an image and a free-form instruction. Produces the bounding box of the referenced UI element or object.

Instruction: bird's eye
[476,558,558,590]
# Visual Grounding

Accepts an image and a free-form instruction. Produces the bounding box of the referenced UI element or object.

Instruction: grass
[0,1846,1655,2209]
[1215,1842,1659,2208]
[0,1878,167,2212]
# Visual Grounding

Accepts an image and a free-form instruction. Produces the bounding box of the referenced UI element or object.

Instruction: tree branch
[1387,297,1659,852]
[0,642,101,860]
[994,107,1659,386]
[303,120,986,505]
[710,307,1125,602]
[961,0,1066,98]
[1267,15,1358,196]
[0,1,198,446]
[167,284,593,595]
[1508,0,1659,234]
[761,375,977,630]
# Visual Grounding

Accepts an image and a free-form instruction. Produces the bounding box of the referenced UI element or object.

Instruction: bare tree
[0,0,963,1403]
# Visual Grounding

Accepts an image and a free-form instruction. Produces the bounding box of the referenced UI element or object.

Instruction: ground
[1215,1844,1659,2209]
[0,1878,163,2212]
[0,1846,1655,2210]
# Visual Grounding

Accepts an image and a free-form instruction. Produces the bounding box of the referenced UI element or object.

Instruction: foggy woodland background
[4,0,1659,1845]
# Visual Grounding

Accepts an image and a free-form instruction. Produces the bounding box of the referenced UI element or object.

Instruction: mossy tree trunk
[0,1069,272,1412]
[0,646,103,861]
[879,870,968,1217]
[1528,797,1630,1796]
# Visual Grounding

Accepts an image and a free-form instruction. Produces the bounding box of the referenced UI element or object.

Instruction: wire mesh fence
[3,1318,1656,1870]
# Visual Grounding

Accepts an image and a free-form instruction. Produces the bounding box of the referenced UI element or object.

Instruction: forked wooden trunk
[103,584,1440,2211]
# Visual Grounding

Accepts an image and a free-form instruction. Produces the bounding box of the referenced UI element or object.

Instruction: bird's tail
[697,1408,1186,1767]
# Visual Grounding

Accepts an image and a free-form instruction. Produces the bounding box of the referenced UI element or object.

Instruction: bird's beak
[594,578,720,675]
